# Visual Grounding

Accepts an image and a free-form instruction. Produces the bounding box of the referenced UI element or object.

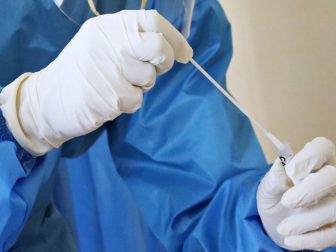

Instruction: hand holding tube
[0,10,193,156]
[257,137,336,250]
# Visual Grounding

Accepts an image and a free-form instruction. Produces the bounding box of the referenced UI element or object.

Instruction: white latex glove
[257,137,336,251]
[0,10,193,156]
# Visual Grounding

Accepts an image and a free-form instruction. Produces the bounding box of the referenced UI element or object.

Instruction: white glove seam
[27,72,59,148]
[24,71,67,149]
[119,11,140,61]
[71,57,120,115]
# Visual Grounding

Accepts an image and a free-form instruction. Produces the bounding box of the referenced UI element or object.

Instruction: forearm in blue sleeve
[0,105,68,250]
[181,167,288,252]
[129,165,289,252]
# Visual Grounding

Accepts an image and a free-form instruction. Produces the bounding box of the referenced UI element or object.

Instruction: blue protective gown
[0,0,332,251]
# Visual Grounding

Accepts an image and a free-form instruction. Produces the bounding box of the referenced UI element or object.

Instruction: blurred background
[220,0,336,162]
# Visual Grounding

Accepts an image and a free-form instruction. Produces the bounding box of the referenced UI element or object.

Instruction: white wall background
[220,0,336,161]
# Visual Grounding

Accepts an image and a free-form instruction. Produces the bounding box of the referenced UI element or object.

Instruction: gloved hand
[0,10,193,156]
[257,137,336,251]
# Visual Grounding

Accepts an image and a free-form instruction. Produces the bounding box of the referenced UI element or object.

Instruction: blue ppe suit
[0,0,328,251]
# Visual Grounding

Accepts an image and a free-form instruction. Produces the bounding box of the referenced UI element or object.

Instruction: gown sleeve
[180,166,285,251]
[0,105,76,251]
[0,107,36,250]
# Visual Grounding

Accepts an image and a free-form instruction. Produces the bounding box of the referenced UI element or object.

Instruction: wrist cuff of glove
[0,73,53,156]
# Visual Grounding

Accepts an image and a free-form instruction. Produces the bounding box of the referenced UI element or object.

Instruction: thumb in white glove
[257,158,294,248]
[257,137,336,251]
[0,10,193,156]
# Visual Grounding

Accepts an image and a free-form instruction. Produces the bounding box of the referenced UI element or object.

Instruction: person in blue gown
[1,1,336,252]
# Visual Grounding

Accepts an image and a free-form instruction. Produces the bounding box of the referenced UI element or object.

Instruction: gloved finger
[284,223,336,251]
[134,32,175,75]
[278,196,336,236]
[257,158,291,212]
[134,10,193,63]
[281,165,336,208]
[286,137,336,184]
[120,53,156,91]
[106,75,144,114]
